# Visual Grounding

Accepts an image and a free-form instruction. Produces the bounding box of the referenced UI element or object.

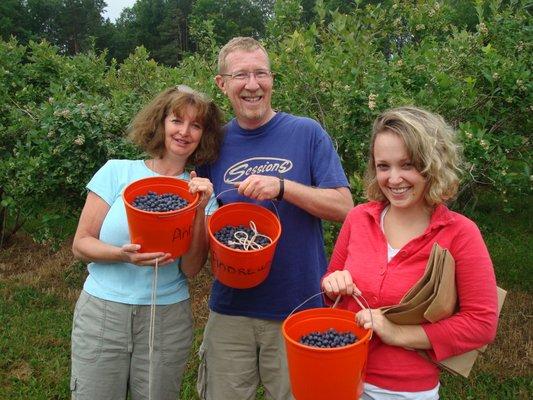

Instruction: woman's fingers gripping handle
[189,171,213,209]
[322,270,361,298]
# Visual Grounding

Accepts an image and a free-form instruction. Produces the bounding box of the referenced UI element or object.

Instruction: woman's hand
[356,308,431,349]
[120,244,174,266]
[321,270,361,300]
[189,171,214,210]
[356,308,407,347]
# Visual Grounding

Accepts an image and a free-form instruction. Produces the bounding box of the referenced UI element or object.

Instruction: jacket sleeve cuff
[422,323,457,361]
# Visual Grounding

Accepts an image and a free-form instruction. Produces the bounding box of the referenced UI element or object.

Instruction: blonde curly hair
[364,106,463,206]
[128,86,223,166]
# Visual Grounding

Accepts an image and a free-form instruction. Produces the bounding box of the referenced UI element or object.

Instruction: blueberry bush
[0,0,530,246]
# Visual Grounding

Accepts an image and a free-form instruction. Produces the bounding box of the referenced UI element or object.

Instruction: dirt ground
[0,234,531,378]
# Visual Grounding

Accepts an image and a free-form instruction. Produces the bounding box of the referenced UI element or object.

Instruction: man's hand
[236,174,281,201]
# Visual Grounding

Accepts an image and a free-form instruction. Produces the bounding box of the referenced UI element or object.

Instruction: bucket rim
[207,202,282,253]
[210,240,278,253]
[122,176,200,215]
[282,308,373,351]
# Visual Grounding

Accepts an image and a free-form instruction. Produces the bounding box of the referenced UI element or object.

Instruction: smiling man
[196,37,353,400]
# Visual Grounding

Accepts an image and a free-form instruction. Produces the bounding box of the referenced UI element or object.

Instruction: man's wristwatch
[276,177,285,201]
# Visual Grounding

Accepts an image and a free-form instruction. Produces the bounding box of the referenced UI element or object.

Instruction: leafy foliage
[0,0,277,65]
[190,0,274,45]
[268,0,531,209]
[0,0,107,55]
[0,0,531,245]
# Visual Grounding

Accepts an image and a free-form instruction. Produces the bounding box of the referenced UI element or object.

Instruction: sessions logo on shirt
[224,157,293,184]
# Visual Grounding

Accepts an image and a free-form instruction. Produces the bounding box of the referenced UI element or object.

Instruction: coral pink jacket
[324,202,498,392]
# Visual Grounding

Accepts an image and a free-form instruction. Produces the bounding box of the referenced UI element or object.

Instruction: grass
[0,194,531,399]
[0,284,71,399]
[440,373,532,400]
[465,195,532,292]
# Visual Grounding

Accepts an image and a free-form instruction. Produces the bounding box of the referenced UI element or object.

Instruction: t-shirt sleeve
[309,122,349,189]
[86,160,120,206]
[422,219,499,361]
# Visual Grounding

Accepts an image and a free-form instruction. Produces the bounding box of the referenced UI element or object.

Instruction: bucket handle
[205,187,281,220]
[287,291,328,319]
[287,291,374,339]
[151,181,283,220]
[349,293,373,340]
[205,188,281,251]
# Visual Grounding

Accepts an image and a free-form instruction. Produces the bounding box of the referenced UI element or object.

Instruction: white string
[148,257,158,400]
[228,220,273,250]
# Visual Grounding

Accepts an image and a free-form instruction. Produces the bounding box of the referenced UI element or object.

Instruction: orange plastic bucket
[282,308,372,400]
[123,176,200,258]
[207,202,281,289]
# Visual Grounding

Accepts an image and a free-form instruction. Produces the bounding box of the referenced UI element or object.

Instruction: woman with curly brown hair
[70,86,223,400]
[322,106,498,399]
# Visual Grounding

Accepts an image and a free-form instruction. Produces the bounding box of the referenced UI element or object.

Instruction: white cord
[148,258,158,400]
[228,220,273,250]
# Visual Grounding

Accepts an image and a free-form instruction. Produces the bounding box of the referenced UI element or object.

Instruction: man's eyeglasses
[220,70,273,81]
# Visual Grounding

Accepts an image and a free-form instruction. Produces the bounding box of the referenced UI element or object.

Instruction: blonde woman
[322,107,498,399]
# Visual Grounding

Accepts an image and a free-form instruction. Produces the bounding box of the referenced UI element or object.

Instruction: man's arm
[236,175,353,222]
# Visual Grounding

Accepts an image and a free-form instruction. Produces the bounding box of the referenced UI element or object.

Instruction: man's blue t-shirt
[198,112,349,320]
[83,159,217,305]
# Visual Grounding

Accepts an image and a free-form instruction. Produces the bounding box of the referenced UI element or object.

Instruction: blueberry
[214,224,271,250]
[299,328,358,348]
[132,192,189,212]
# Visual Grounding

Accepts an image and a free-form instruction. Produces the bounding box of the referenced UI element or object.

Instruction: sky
[103,0,137,22]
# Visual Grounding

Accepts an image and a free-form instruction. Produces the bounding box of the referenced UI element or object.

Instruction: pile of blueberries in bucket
[299,328,358,348]
[132,191,189,212]
[214,225,271,250]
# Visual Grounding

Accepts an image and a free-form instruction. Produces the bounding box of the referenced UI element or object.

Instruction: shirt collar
[363,201,454,230]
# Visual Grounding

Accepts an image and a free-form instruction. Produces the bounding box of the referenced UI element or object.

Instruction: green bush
[0,0,530,245]
[268,0,531,207]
